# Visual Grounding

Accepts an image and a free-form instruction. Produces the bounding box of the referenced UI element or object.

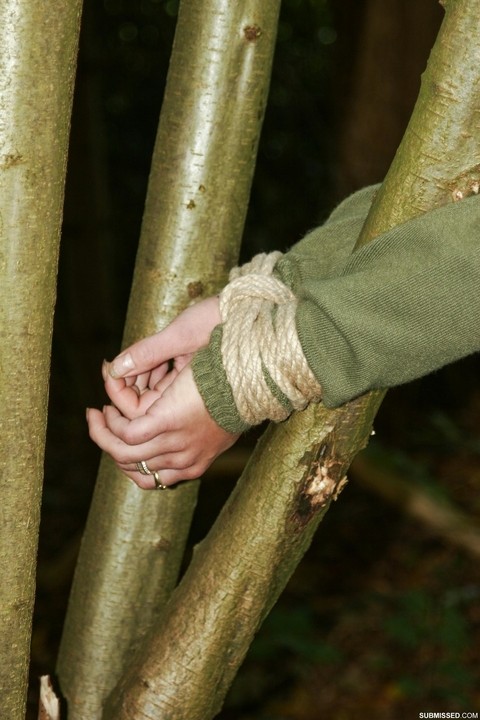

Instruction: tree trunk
[105,2,480,717]
[56,1,281,717]
[331,0,443,197]
[0,2,82,717]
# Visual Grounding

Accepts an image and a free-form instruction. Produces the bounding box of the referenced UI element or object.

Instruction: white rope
[219,252,322,426]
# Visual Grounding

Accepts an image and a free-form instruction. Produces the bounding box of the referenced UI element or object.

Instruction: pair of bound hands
[86,297,240,489]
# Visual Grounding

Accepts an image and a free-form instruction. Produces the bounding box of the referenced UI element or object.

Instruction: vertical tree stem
[57,1,281,717]
[106,1,480,717]
[359,0,480,241]
[0,1,82,716]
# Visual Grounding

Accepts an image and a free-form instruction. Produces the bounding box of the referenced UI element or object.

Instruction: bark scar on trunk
[0,152,24,169]
[448,163,480,200]
[243,25,262,42]
[290,432,348,527]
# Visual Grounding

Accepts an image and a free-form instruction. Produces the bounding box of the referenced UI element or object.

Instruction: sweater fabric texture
[191,186,480,434]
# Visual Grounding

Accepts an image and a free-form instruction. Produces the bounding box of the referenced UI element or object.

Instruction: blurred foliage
[251,607,343,665]
[383,589,474,703]
[223,563,479,718]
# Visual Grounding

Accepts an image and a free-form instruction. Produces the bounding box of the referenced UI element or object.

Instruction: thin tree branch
[209,449,480,559]
[351,454,480,558]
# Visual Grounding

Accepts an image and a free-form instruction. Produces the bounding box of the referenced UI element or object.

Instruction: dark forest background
[31,1,480,717]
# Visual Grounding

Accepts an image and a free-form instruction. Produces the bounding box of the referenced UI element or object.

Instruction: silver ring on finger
[136,460,152,475]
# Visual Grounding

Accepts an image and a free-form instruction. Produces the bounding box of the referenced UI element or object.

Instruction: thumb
[108,296,221,379]
[108,334,171,379]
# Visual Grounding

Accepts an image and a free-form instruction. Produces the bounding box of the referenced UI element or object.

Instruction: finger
[104,375,163,419]
[103,406,187,460]
[120,446,196,475]
[102,360,150,396]
[147,362,170,389]
[173,353,193,374]
[104,375,143,417]
[107,297,221,379]
[87,407,166,464]
[119,463,203,490]
[152,368,178,396]
[87,407,136,463]
[102,401,172,444]
[131,371,152,395]
[107,324,186,380]
[124,367,170,400]
[153,464,205,485]
[149,362,173,389]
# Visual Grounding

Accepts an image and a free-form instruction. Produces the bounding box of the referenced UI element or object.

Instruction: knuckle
[121,425,148,446]
[136,341,157,368]
[161,453,184,470]
[116,451,132,465]
[182,464,203,481]
[112,445,134,464]
[170,451,196,470]
[121,426,137,445]
[171,454,188,470]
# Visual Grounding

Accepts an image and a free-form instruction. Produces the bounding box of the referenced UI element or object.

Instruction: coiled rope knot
[219,252,323,426]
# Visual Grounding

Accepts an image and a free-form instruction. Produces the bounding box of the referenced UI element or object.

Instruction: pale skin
[86,296,240,489]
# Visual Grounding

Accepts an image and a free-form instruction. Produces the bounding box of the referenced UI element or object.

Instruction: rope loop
[219,252,322,426]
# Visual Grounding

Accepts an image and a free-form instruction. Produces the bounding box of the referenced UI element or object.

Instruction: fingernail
[101,360,108,381]
[86,407,90,420]
[109,352,135,378]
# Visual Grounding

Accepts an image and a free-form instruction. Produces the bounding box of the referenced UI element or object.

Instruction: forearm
[191,185,378,432]
[290,193,480,406]
[192,189,480,432]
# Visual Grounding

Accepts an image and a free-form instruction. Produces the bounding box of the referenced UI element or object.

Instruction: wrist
[191,327,251,435]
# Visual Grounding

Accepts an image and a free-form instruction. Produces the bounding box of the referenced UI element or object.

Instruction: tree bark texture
[0,2,82,717]
[105,2,480,717]
[359,0,480,241]
[105,399,381,719]
[57,1,281,717]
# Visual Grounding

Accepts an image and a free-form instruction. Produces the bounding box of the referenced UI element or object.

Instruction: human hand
[87,297,240,488]
[87,364,240,489]
[107,296,221,402]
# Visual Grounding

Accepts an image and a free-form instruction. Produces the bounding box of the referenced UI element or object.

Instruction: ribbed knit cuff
[191,325,252,435]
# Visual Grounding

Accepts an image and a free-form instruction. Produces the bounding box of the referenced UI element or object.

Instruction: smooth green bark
[105,398,381,719]
[0,1,82,716]
[106,2,480,717]
[360,0,480,242]
[57,1,281,717]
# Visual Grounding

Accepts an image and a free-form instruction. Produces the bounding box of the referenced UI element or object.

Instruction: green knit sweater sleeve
[192,188,480,432]
[191,185,378,432]
[277,193,480,407]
